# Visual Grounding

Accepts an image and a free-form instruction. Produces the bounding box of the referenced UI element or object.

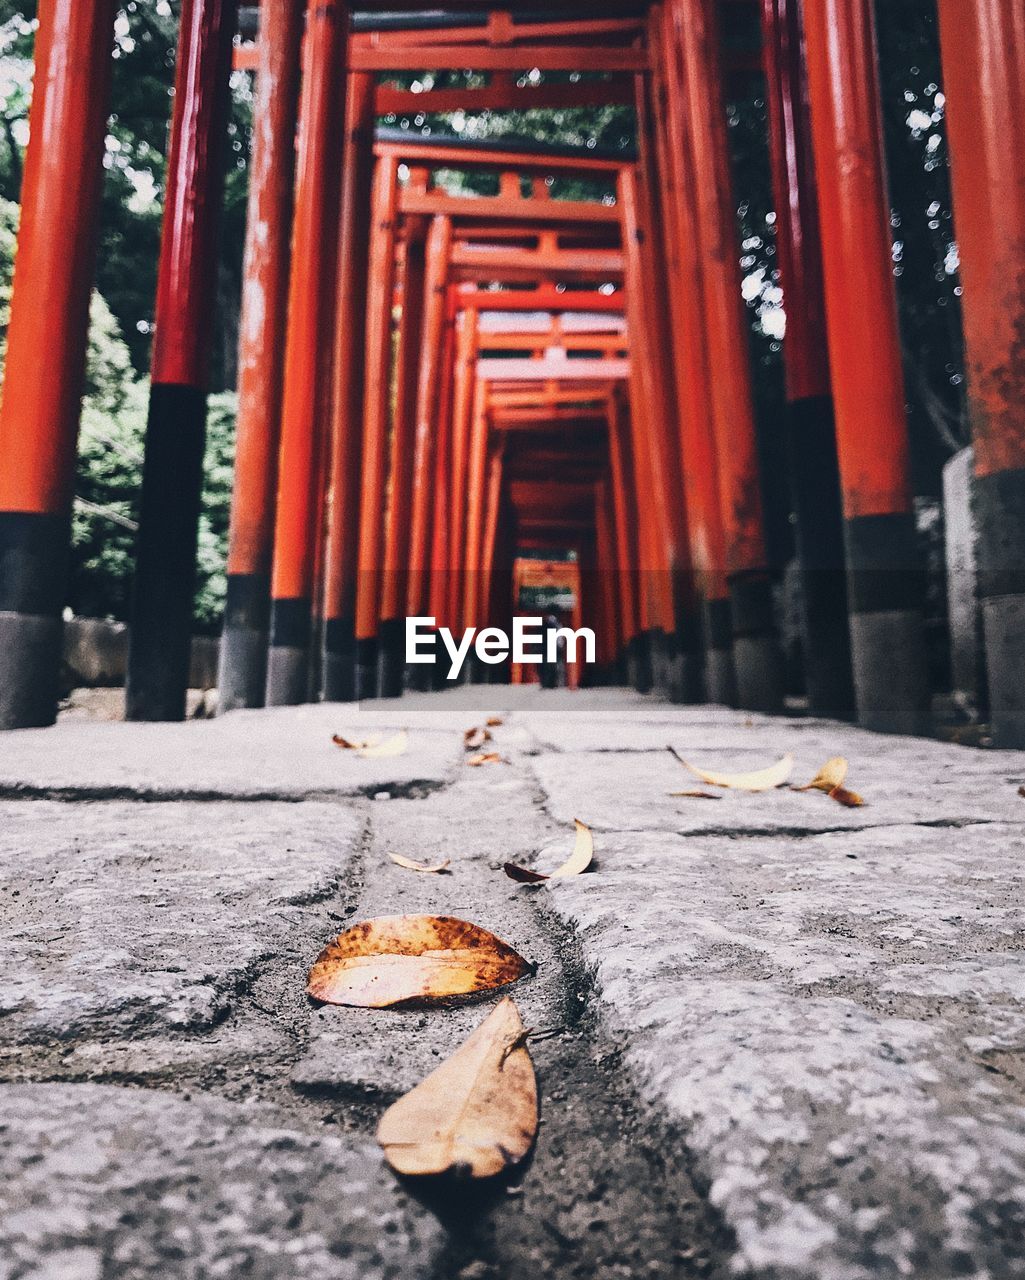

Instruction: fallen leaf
[504,819,594,883]
[667,789,722,800]
[333,733,381,751]
[828,785,864,808]
[464,726,493,750]
[467,752,504,767]
[486,716,504,727]
[668,745,794,792]
[1018,786,1025,799]
[389,853,451,875]
[359,730,408,758]
[795,757,848,792]
[377,996,537,1177]
[307,915,531,1008]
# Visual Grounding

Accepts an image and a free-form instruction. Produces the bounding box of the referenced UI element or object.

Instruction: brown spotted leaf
[828,785,865,808]
[332,733,380,751]
[668,745,794,792]
[486,716,504,727]
[504,819,593,883]
[464,726,492,750]
[467,752,503,767]
[389,853,451,875]
[377,996,537,1177]
[306,915,531,1008]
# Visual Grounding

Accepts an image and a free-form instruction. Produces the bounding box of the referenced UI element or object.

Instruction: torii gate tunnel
[0,1,1023,744]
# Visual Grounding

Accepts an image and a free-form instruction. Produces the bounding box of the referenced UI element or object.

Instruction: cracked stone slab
[0,1084,441,1280]
[0,704,459,800]
[543,822,1025,1278]
[529,736,1025,834]
[0,800,361,1043]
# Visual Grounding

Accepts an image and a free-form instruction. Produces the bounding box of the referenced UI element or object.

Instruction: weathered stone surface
[0,1084,442,1280]
[542,822,1025,1278]
[0,800,361,1042]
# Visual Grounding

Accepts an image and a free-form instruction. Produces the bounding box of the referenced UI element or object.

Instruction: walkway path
[2,687,1024,1279]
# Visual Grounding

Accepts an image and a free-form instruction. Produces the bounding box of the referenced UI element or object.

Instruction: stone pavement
[2,686,1024,1279]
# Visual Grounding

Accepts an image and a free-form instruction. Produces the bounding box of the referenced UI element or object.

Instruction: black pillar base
[355,636,379,700]
[406,627,437,691]
[378,617,405,698]
[627,631,653,693]
[787,396,856,721]
[126,384,207,723]
[265,597,311,707]
[976,467,1025,747]
[704,597,737,706]
[0,611,63,729]
[322,616,357,702]
[729,573,785,714]
[218,573,270,712]
[845,512,930,735]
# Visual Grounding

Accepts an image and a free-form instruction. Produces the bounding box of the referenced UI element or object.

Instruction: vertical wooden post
[461,378,490,647]
[126,0,239,722]
[670,0,785,714]
[936,0,1025,746]
[606,395,641,680]
[804,0,930,734]
[379,212,430,697]
[760,0,855,721]
[444,305,478,649]
[218,0,303,711]
[0,0,116,729]
[424,288,460,689]
[353,153,400,698]
[320,71,375,703]
[264,0,349,706]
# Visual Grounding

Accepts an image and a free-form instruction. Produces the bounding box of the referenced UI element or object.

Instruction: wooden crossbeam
[477,355,629,380]
[376,138,624,174]
[376,76,635,114]
[350,44,649,73]
[397,191,620,225]
[458,285,625,313]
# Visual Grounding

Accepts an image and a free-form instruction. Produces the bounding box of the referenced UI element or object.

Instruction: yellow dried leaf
[464,726,493,750]
[828,785,864,808]
[467,752,503,767]
[306,915,531,1008]
[377,997,537,1178]
[667,789,722,800]
[795,757,849,793]
[668,745,794,792]
[486,716,504,727]
[505,819,594,883]
[359,731,408,758]
[389,853,451,875]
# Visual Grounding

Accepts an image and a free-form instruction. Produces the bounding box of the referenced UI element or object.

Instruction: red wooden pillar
[936,0,1025,746]
[218,0,303,712]
[126,0,239,722]
[0,0,116,729]
[606,395,641,679]
[353,153,400,698]
[424,287,460,689]
[654,1,736,706]
[393,213,453,692]
[320,71,375,703]
[461,378,490,642]
[804,0,930,734]
[378,211,431,697]
[444,305,478,646]
[265,0,348,706]
[761,0,855,721]
[670,0,785,714]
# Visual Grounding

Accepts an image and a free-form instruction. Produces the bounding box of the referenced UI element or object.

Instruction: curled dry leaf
[389,853,451,875]
[668,789,722,800]
[828,785,864,808]
[464,726,493,750]
[467,752,503,767]
[486,716,504,727]
[668,744,794,792]
[795,756,848,793]
[1018,785,1025,799]
[332,733,380,751]
[306,914,531,1008]
[359,730,408,759]
[504,819,593,883]
[377,996,537,1178]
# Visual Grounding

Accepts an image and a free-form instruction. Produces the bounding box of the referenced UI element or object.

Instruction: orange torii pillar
[671,0,785,715]
[937,1,1025,747]
[761,0,855,721]
[265,0,348,706]
[0,0,116,729]
[321,71,375,703]
[218,0,303,711]
[401,216,454,692]
[379,210,432,698]
[652,1,737,708]
[354,153,400,699]
[424,288,461,690]
[126,0,239,721]
[606,394,642,681]
[804,0,930,734]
